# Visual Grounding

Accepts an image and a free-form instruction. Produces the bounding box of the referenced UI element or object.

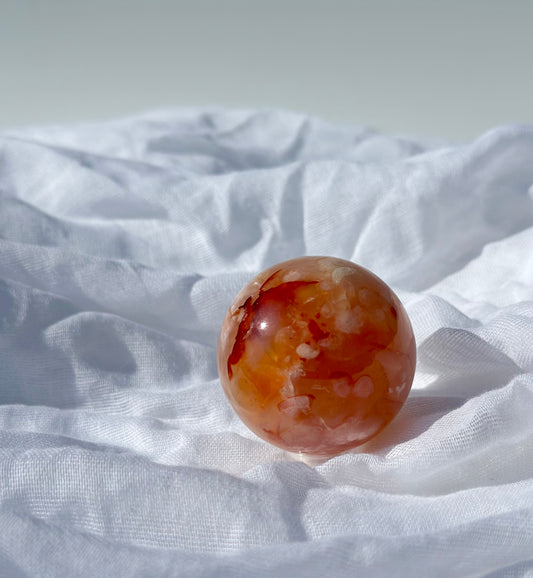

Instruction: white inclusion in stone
[296,343,320,359]
[353,376,374,397]
[332,266,355,284]
[377,350,407,396]
[230,301,245,316]
[281,379,295,399]
[334,307,364,333]
[388,380,407,397]
[332,379,351,398]
[318,258,337,273]
[340,415,383,443]
[320,303,335,318]
[358,288,374,305]
[282,270,302,282]
[278,395,312,417]
[317,335,340,350]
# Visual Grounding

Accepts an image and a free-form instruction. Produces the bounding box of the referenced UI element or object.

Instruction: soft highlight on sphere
[217,256,416,457]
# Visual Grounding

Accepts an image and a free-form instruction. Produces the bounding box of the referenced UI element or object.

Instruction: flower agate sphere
[217,257,416,457]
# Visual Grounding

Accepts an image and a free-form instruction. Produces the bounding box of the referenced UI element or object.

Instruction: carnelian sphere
[217,256,416,457]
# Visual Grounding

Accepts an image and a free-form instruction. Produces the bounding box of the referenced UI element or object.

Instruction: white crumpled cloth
[0,108,532,577]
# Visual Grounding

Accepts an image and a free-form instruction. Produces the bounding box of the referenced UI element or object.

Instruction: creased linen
[0,108,532,577]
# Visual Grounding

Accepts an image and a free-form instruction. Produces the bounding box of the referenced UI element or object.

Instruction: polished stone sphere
[217,256,416,457]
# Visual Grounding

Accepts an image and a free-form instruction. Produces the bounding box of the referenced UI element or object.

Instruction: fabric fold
[1,108,532,577]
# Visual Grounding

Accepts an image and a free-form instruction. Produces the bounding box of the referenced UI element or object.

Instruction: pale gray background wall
[1,0,532,140]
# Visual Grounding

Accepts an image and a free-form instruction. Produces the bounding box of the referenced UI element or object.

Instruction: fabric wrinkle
[0,109,532,577]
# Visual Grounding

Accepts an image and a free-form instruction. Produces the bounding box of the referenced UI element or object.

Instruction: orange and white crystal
[217,256,416,457]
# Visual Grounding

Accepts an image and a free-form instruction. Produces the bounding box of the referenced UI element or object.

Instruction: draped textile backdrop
[0,109,532,577]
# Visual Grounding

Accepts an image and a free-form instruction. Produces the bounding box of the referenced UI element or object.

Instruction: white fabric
[1,108,532,577]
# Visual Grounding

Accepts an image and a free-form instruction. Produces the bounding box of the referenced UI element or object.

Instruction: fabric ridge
[0,108,532,577]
